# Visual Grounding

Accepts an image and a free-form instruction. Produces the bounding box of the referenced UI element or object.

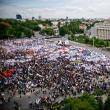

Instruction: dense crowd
[0,38,110,110]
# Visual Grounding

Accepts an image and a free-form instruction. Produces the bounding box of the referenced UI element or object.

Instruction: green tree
[93,87,104,96]
[104,96,110,110]
[59,26,69,36]
[40,28,54,36]
[57,93,101,110]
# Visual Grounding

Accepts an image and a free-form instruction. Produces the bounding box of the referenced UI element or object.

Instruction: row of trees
[53,93,110,110]
[59,21,84,36]
[0,19,33,39]
[37,19,53,26]
[40,28,54,36]
[0,19,53,39]
[69,35,110,47]
[0,19,86,39]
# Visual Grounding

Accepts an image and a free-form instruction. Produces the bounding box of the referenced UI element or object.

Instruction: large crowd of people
[0,37,110,110]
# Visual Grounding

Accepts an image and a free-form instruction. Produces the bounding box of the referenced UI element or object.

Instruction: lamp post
[93,37,95,47]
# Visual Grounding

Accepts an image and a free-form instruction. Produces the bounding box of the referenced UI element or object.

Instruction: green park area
[0,18,53,39]
[52,92,110,110]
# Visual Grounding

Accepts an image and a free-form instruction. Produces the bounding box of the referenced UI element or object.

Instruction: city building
[79,24,87,30]
[16,14,22,20]
[38,24,45,30]
[52,21,59,35]
[86,22,110,40]
[32,17,35,20]
[38,16,42,20]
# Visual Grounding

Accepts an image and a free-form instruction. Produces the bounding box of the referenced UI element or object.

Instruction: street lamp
[93,37,95,47]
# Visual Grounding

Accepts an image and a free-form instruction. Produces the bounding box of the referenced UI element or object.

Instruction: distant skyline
[0,0,110,19]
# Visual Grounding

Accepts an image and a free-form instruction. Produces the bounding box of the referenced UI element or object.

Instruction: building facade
[86,22,110,40]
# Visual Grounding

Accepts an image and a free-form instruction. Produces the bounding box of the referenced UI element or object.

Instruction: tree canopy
[59,21,84,36]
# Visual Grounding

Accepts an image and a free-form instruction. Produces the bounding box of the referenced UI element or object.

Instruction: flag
[3,68,15,77]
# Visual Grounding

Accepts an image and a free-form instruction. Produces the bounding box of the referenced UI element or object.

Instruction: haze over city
[0,0,110,19]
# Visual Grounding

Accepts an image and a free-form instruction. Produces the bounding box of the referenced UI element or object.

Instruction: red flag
[3,68,15,77]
